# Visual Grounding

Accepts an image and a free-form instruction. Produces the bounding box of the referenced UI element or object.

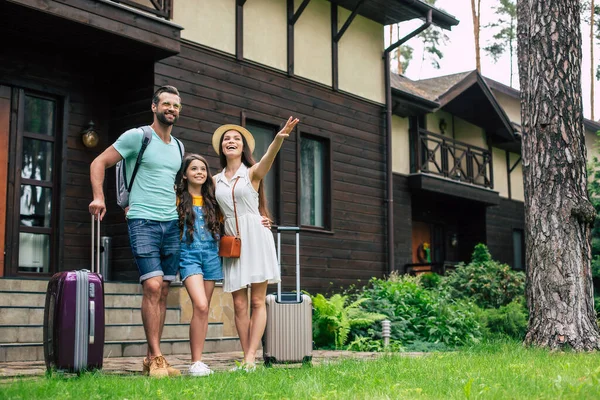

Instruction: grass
[3,340,600,399]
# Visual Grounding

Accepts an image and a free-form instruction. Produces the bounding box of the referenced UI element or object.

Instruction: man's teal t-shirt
[113,127,180,221]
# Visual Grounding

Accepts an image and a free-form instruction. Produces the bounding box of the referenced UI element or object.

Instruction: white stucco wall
[244,0,287,71]
[173,0,236,55]
[294,0,332,86]
[492,148,509,198]
[391,115,410,174]
[337,7,385,104]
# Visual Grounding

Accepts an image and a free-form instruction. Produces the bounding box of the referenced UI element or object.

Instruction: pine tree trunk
[591,0,595,120]
[471,0,481,72]
[517,0,600,351]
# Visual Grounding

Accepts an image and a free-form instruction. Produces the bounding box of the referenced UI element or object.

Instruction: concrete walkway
[0,350,396,379]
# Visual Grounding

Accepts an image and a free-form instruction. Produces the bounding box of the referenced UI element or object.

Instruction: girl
[176,154,222,376]
[212,117,300,371]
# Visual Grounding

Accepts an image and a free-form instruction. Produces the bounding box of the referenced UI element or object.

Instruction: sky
[385,0,600,121]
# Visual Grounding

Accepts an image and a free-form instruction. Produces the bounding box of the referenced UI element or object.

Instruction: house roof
[328,0,459,29]
[485,78,600,134]
[391,70,517,143]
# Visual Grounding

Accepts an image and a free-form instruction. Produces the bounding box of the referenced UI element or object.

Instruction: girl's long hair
[176,154,221,242]
[219,132,272,221]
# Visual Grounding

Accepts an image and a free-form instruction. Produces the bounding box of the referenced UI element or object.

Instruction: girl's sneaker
[189,361,213,377]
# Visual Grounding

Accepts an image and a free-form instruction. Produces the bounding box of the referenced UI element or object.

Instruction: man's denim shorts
[127,219,180,283]
[179,239,223,282]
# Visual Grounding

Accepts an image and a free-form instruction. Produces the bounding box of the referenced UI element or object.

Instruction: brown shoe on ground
[143,356,181,377]
[144,356,169,378]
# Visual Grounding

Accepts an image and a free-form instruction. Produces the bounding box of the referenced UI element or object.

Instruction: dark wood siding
[0,10,155,278]
[393,174,412,273]
[486,198,525,266]
[157,43,386,294]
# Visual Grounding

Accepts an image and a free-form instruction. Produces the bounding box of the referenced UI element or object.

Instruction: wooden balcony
[411,128,493,189]
[109,0,173,20]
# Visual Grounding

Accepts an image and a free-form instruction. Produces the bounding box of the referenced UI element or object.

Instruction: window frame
[296,129,333,233]
[5,86,67,277]
[240,111,283,226]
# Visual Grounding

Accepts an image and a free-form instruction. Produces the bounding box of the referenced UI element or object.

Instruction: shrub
[346,335,405,352]
[445,244,526,309]
[418,272,442,289]
[354,273,481,347]
[312,293,387,349]
[475,297,529,340]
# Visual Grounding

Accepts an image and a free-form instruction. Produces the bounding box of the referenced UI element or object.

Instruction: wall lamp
[81,121,99,148]
[439,118,448,134]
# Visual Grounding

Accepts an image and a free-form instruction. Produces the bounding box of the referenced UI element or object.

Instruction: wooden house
[390,70,600,274]
[0,0,458,294]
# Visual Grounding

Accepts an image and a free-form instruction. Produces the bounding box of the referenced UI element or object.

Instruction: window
[7,90,61,275]
[513,229,525,270]
[299,134,330,229]
[245,120,280,224]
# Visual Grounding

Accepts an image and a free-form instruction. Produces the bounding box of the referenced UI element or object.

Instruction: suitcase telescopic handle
[91,215,101,274]
[276,227,300,303]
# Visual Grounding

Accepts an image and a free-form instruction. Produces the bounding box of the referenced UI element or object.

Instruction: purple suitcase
[43,216,105,372]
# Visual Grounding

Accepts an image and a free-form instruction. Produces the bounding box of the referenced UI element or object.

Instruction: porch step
[0,290,147,308]
[0,337,242,362]
[0,306,182,325]
[0,277,142,295]
[0,323,223,344]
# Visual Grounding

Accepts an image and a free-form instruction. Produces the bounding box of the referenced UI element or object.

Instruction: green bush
[354,273,481,347]
[475,297,529,340]
[311,293,387,349]
[418,272,442,289]
[445,244,526,309]
[346,335,405,352]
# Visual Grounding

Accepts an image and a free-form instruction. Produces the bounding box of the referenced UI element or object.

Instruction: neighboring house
[390,70,600,274]
[0,0,458,294]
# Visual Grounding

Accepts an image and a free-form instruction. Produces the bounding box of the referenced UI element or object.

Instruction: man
[89,85,183,378]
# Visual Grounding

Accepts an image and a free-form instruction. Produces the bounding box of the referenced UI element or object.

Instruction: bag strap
[128,126,153,192]
[174,136,185,160]
[231,178,240,238]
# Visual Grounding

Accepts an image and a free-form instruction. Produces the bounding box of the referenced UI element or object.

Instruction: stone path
[0,350,409,379]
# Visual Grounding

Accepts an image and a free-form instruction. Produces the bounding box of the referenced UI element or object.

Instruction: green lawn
[3,341,600,399]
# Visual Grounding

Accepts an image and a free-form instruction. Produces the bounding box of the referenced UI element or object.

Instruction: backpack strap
[173,136,185,160]
[127,126,153,192]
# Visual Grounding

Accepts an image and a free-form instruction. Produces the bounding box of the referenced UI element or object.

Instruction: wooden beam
[331,2,338,91]
[333,0,366,43]
[287,0,311,76]
[290,0,311,25]
[236,0,244,61]
[506,151,512,200]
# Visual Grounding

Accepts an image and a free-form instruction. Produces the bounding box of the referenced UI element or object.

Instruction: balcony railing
[110,0,172,19]
[411,129,493,189]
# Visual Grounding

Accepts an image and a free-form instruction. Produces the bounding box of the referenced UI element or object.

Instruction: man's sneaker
[189,361,213,377]
[145,356,169,378]
[143,357,181,377]
[164,359,182,377]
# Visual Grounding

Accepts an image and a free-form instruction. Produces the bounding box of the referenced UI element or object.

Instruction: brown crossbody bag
[219,177,241,258]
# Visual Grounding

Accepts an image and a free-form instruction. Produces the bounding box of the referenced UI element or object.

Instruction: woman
[213,117,299,371]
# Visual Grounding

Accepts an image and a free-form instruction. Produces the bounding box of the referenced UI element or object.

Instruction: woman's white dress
[214,163,280,293]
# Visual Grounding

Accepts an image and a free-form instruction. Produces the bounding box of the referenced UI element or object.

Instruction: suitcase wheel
[264,357,275,368]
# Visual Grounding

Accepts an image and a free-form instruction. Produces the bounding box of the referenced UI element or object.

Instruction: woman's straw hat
[212,124,255,155]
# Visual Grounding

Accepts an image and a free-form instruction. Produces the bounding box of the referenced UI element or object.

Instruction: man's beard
[156,111,178,126]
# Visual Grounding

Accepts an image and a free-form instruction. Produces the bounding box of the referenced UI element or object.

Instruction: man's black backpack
[115,126,184,209]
